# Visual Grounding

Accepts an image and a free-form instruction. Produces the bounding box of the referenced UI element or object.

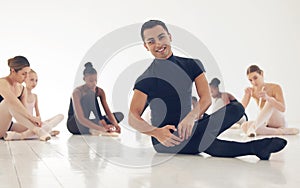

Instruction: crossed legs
[4,114,64,141]
[241,102,299,136]
[0,100,51,141]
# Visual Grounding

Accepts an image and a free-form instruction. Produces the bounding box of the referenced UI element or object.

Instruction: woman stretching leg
[241,65,299,136]
[4,69,64,140]
[0,56,50,141]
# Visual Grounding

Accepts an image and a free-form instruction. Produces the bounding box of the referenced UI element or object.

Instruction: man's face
[143,25,173,59]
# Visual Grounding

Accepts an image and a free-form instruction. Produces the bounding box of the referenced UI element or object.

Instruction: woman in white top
[209,78,247,125]
[241,65,299,136]
[0,56,50,141]
[4,69,64,140]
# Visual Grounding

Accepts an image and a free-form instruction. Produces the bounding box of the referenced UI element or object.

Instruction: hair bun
[209,78,221,87]
[84,62,93,69]
[7,56,30,71]
[8,58,13,66]
[83,62,97,76]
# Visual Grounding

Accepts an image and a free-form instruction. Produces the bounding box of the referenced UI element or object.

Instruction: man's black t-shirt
[133,54,205,128]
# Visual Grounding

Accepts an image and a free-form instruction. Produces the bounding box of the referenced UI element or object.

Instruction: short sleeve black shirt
[133,54,205,127]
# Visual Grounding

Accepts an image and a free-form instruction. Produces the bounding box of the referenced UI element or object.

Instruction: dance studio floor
[0,127,299,188]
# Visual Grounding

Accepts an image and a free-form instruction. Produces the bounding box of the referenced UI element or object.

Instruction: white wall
[1,0,299,133]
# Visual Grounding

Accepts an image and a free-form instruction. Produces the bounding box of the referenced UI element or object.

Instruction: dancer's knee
[114,112,124,123]
[227,101,245,120]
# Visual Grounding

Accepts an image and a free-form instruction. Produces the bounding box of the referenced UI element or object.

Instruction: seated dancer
[128,20,287,160]
[67,62,123,135]
[241,65,299,136]
[209,77,247,125]
[0,56,51,141]
[4,69,64,140]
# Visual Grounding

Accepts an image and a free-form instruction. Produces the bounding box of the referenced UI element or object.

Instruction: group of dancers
[1,20,298,160]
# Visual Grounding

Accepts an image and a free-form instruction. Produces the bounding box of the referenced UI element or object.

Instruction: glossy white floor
[0,127,299,188]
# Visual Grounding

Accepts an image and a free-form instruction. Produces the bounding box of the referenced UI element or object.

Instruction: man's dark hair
[141,20,169,41]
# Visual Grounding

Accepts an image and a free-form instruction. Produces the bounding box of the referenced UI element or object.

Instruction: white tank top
[212,97,225,113]
[26,99,35,116]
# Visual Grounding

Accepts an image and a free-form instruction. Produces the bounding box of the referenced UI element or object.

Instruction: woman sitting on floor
[67,62,123,135]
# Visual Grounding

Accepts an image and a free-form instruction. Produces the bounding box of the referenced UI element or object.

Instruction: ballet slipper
[50,130,60,136]
[241,121,256,137]
[100,132,119,137]
[89,129,119,137]
[4,131,24,141]
[33,128,51,141]
[247,123,256,137]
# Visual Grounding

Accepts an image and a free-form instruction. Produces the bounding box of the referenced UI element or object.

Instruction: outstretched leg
[2,100,50,141]
[256,126,299,135]
[43,114,64,135]
[242,102,299,136]
[204,137,287,160]
[4,114,64,140]
[243,102,274,136]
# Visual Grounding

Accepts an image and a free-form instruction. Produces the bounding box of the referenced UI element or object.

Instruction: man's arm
[129,89,183,147]
[178,73,212,140]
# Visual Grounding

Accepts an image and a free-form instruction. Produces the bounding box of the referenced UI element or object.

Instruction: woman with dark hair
[209,78,236,113]
[241,65,299,136]
[0,56,51,141]
[67,62,123,135]
[209,77,247,126]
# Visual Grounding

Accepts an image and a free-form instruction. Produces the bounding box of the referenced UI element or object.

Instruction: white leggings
[253,102,287,135]
[19,114,64,139]
[0,100,48,138]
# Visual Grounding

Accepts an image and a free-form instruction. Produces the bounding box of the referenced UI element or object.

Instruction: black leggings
[67,112,124,135]
[153,100,257,157]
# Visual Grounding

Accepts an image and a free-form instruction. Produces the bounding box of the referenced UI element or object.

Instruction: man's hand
[178,114,196,140]
[152,125,183,147]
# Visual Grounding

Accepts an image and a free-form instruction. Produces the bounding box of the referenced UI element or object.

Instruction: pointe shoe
[50,130,60,136]
[247,124,256,137]
[89,129,119,137]
[241,121,256,137]
[4,131,24,141]
[33,128,51,141]
[100,132,119,137]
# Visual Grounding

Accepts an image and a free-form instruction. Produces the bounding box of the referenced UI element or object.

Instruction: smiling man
[128,20,287,160]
